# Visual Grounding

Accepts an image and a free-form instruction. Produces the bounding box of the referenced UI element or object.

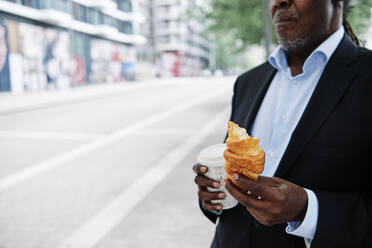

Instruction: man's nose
[272,0,290,8]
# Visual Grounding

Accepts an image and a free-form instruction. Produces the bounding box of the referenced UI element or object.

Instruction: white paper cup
[197,143,238,209]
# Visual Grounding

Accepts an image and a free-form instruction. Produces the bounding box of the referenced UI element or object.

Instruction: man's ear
[330,0,344,25]
[332,0,343,9]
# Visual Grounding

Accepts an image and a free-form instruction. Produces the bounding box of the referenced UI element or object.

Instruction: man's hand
[193,163,226,212]
[222,174,308,226]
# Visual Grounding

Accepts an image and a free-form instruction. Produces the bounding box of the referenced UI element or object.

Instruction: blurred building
[151,0,210,77]
[134,0,157,79]
[0,0,146,92]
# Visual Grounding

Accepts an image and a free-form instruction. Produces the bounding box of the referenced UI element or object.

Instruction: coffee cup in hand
[197,144,238,209]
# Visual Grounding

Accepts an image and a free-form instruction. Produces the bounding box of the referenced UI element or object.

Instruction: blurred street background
[0,77,233,248]
[0,0,371,247]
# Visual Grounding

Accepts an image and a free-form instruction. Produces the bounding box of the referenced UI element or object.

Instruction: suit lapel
[245,64,277,134]
[274,35,358,178]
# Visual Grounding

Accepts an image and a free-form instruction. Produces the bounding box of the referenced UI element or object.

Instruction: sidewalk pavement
[0,81,153,115]
[0,77,235,115]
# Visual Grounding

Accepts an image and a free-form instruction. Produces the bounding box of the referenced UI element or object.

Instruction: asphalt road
[0,77,235,248]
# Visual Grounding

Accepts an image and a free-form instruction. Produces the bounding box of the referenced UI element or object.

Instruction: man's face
[270,0,338,53]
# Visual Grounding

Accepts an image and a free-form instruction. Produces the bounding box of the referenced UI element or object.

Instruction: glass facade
[1,0,141,91]
[5,0,69,12]
[4,0,134,35]
[39,0,68,12]
[6,0,39,8]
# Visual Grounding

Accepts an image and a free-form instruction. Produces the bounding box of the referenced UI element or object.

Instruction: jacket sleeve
[311,51,372,247]
[311,190,372,246]
[199,199,219,223]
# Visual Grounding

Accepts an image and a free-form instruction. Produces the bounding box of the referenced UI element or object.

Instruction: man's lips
[274,17,298,24]
[273,17,298,30]
[276,19,295,24]
[273,11,300,25]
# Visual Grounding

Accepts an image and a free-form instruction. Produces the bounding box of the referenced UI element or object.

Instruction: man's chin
[278,35,306,53]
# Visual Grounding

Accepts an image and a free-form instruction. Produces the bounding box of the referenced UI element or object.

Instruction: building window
[158,35,170,43]
[23,0,37,7]
[86,8,101,25]
[70,32,86,57]
[118,21,133,34]
[172,35,180,43]
[5,0,23,4]
[39,0,68,12]
[161,5,170,13]
[6,0,39,8]
[102,14,117,28]
[72,3,87,22]
[159,21,170,29]
[117,0,132,12]
[5,0,67,13]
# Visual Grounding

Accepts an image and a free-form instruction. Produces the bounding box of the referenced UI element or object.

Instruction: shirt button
[293,80,297,85]
[270,152,276,158]
[281,114,287,120]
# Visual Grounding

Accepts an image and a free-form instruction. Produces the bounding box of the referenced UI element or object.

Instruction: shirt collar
[269,26,345,73]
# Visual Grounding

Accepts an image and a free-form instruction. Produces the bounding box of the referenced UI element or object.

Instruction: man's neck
[286,40,324,76]
[285,28,341,76]
[286,52,310,76]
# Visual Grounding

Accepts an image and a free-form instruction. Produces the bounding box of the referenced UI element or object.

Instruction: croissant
[224,121,265,186]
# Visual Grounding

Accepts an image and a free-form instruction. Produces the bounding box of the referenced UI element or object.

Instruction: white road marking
[0,129,195,141]
[134,128,196,135]
[0,86,231,192]
[0,131,104,141]
[55,108,229,248]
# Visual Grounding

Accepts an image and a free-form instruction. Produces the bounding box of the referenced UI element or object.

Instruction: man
[193,0,372,247]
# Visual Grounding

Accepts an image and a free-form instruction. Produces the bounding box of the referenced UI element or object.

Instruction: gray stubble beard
[278,35,306,52]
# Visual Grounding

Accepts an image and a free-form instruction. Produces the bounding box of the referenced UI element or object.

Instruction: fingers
[230,173,264,196]
[194,174,220,188]
[202,201,223,211]
[231,174,279,200]
[223,179,266,209]
[198,188,226,202]
[193,163,224,212]
[192,163,208,174]
[197,184,225,212]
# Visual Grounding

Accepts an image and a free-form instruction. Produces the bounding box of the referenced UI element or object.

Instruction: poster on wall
[0,19,11,92]
[43,29,73,89]
[158,52,181,77]
[71,56,87,84]
[91,39,136,83]
[91,39,123,83]
[17,22,46,91]
[4,20,73,92]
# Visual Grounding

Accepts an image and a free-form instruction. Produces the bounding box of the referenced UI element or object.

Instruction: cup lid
[197,143,226,166]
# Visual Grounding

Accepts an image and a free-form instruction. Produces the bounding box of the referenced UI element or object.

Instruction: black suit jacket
[201,35,372,248]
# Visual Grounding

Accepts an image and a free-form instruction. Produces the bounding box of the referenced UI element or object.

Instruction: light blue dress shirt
[250,27,345,247]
